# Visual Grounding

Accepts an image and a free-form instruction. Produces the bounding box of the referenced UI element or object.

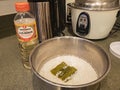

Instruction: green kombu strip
[51,62,67,75]
[59,66,77,81]
[50,62,77,82]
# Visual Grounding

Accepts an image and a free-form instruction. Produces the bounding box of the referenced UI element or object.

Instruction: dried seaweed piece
[51,62,67,75]
[50,61,77,82]
[59,66,77,82]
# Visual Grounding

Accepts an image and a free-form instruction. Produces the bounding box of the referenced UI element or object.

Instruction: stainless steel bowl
[29,36,111,90]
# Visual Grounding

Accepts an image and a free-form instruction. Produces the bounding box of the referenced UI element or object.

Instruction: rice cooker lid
[72,0,120,10]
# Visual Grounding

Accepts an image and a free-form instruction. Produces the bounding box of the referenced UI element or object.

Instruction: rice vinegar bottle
[14,2,39,69]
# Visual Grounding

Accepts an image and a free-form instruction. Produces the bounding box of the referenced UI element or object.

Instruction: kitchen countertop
[0,27,120,90]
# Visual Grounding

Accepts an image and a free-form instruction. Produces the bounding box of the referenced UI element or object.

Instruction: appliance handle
[116,10,120,18]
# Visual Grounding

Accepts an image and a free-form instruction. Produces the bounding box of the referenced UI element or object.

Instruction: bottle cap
[15,2,30,12]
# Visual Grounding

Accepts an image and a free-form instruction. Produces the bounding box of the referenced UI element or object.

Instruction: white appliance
[68,0,120,39]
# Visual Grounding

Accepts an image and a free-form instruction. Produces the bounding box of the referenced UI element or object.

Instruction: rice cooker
[68,0,120,39]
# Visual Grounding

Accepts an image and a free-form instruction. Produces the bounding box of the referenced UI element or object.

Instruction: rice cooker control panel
[76,12,90,36]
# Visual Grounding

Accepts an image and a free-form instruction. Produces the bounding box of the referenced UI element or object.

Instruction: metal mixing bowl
[29,36,111,90]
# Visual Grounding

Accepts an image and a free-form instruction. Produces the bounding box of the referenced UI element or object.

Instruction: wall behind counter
[0,0,27,16]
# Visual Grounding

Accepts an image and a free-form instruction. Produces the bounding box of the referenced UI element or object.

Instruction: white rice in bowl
[39,55,98,85]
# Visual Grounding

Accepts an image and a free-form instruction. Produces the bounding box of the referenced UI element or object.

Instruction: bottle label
[15,22,38,42]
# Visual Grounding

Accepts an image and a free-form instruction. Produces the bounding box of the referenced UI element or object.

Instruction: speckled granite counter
[0,27,120,90]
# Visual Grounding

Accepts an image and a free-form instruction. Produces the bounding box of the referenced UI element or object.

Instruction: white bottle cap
[110,41,120,59]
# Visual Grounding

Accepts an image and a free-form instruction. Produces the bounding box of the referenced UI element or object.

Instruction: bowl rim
[29,36,111,88]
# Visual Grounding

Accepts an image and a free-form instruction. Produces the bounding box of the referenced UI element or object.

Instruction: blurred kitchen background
[0,0,75,40]
[1,0,120,40]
